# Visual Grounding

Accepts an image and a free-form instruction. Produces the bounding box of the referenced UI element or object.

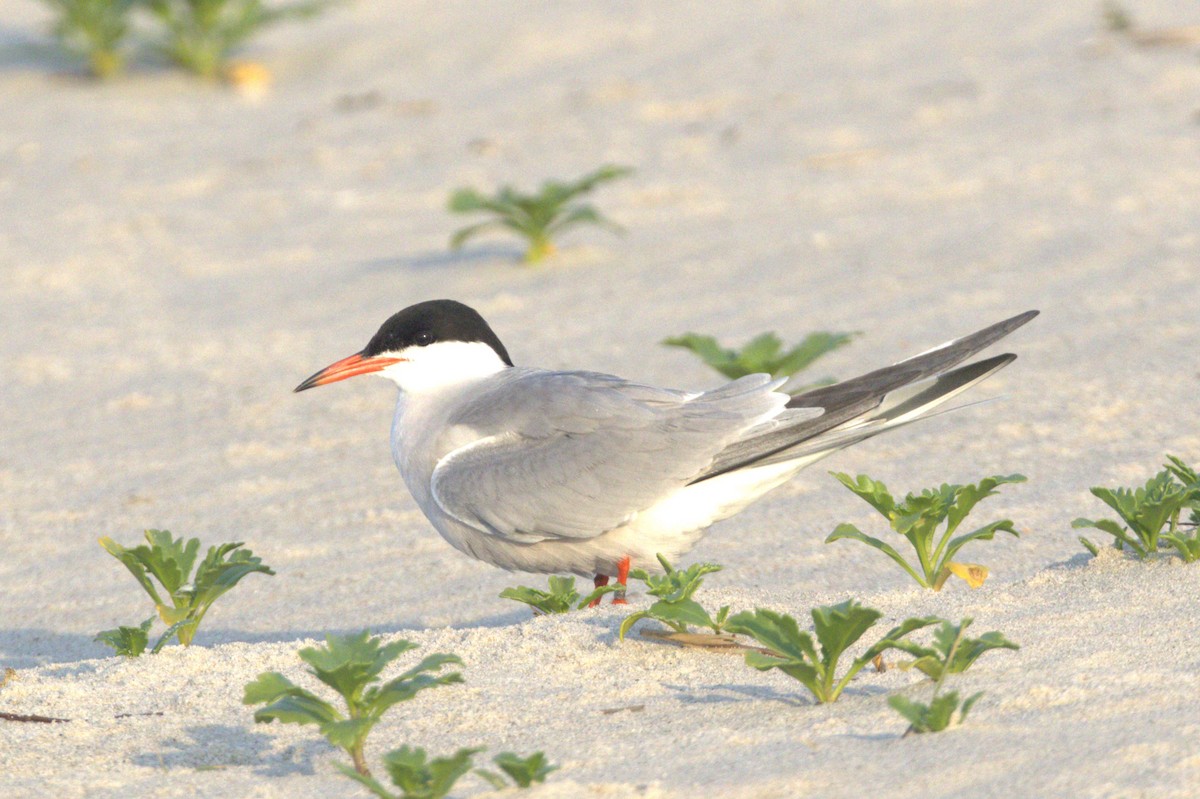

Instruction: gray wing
[429,369,800,543]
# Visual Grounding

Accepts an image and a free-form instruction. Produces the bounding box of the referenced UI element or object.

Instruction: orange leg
[612,555,631,605]
[588,574,609,608]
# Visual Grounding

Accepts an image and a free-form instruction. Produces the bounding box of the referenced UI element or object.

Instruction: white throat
[377,340,509,394]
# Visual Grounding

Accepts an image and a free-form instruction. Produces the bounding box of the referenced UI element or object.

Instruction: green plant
[94,617,153,657]
[146,0,328,79]
[476,751,559,789]
[100,529,274,648]
[341,745,480,799]
[448,164,633,264]
[1074,456,1200,561]
[244,631,463,776]
[619,554,729,640]
[890,618,1018,680]
[499,576,617,614]
[889,621,981,734]
[725,601,938,703]
[890,689,981,735]
[344,747,557,798]
[826,472,1025,590]
[1102,1,1133,33]
[662,329,856,388]
[43,0,138,78]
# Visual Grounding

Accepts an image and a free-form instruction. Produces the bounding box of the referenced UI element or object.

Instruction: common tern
[296,300,1036,601]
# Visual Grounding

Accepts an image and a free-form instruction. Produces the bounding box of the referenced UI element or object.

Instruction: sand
[2,1,1200,796]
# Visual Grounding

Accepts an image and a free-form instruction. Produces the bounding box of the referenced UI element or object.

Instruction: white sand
[2,1,1200,796]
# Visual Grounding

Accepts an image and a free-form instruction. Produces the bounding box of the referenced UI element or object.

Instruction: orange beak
[294,353,404,392]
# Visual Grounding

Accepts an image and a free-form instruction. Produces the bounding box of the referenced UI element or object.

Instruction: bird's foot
[588,574,610,608]
[612,555,631,604]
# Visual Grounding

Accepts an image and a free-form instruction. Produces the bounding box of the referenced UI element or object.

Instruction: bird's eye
[414,331,435,346]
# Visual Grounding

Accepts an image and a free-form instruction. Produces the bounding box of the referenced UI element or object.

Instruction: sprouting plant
[448,164,633,264]
[890,618,1018,681]
[340,745,480,799]
[476,751,559,790]
[42,0,138,78]
[499,576,617,614]
[100,529,274,648]
[890,689,981,735]
[619,554,729,640]
[662,329,856,389]
[244,631,463,777]
[1074,456,1200,561]
[342,747,557,798]
[725,601,938,704]
[94,617,153,657]
[145,0,329,79]
[889,621,981,734]
[826,472,1025,591]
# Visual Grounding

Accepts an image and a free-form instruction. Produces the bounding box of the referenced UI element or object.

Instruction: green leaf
[500,576,584,614]
[1079,536,1100,557]
[473,769,508,790]
[726,608,825,699]
[379,745,481,799]
[299,631,418,704]
[811,600,882,668]
[773,331,857,378]
[825,523,925,586]
[251,692,342,728]
[940,519,1019,566]
[830,472,896,518]
[492,751,559,788]
[895,619,1018,679]
[94,617,152,657]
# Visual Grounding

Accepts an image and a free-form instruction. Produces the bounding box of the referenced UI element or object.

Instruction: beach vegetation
[448,165,633,264]
[826,472,1025,590]
[663,329,855,388]
[726,600,938,703]
[99,529,274,649]
[500,576,618,614]
[1074,455,1200,561]
[619,554,730,640]
[245,631,463,777]
[889,618,1018,680]
[145,0,329,79]
[42,0,138,78]
[889,620,981,734]
[344,747,557,798]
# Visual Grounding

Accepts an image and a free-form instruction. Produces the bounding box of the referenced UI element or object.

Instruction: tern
[296,300,1036,603]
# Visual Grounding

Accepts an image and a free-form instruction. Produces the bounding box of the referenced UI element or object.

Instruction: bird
[295,300,1037,604]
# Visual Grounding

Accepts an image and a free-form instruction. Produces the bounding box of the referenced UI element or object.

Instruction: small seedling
[726,601,938,703]
[826,472,1025,590]
[342,747,558,797]
[889,620,981,734]
[94,617,153,657]
[662,329,856,389]
[244,631,463,776]
[145,0,329,79]
[499,576,617,614]
[890,618,1018,680]
[448,164,633,264]
[42,0,138,78]
[341,745,480,799]
[1074,456,1200,560]
[890,690,981,735]
[1102,1,1133,33]
[619,554,729,640]
[100,529,273,648]
[476,751,559,789]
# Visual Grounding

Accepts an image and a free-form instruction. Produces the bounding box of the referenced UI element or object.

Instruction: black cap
[362,300,513,366]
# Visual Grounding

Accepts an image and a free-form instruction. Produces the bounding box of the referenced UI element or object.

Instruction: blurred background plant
[145,0,329,80]
[39,0,332,82]
[42,0,139,78]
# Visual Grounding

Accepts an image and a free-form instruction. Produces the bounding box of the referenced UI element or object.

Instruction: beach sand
[2,1,1199,796]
